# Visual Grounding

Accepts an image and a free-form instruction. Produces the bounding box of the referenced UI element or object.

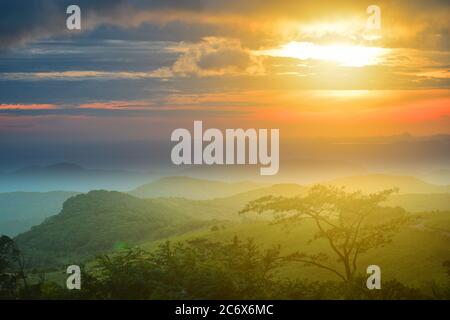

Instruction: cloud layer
[0,0,449,142]
[1,1,449,50]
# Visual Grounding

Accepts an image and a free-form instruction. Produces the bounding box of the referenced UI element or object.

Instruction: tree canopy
[240,185,410,281]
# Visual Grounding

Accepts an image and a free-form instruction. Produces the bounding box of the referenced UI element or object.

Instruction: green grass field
[142,211,450,291]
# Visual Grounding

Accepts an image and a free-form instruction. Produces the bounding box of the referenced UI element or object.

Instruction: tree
[0,235,21,298]
[240,185,410,282]
[431,260,450,299]
[78,237,284,299]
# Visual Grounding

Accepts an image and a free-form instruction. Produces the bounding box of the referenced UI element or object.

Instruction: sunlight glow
[259,41,388,67]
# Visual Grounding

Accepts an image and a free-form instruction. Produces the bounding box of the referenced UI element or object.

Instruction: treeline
[1,235,449,300]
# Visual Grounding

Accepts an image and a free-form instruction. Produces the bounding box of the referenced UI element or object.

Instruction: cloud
[0,103,57,110]
[158,38,265,76]
[0,0,129,49]
[0,0,448,94]
[0,39,264,80]
[78,100,153,110]
[1,0,448,51]
[0,70,171,81]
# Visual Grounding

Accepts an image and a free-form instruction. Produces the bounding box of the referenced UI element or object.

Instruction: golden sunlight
[259,41,388,67]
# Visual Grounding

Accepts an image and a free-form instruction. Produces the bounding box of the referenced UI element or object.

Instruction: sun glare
[259,41,388,67]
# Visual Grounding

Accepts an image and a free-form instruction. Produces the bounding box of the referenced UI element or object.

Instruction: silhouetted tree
[240,185,410,282]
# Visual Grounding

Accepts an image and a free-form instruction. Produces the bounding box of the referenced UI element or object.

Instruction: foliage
[276,277,428,300]
[76,237,282,299]
[240,185,411,281]
[2,184,447,300]
[0,235,22,298]
[14,191,208,267]
[9,237,434,300]
[431,260,450,299]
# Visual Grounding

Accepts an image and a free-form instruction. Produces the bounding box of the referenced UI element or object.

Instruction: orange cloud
[0,104,57,110]
[78,101,153,110]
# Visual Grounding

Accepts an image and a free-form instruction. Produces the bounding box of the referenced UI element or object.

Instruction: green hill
[130,176,266,199]
[15,191,207,267]
[8,183,313,267]
[165,182,449,219]
[144,211,450,288]
[147,183,308,221]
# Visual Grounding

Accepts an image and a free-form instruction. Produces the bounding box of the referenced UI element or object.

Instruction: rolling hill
[327,174,450,194]
[13,175,450,270]
[144,211,450,287]
[15,191,208,267]
[131,176,267,199]
[387,194,450,212]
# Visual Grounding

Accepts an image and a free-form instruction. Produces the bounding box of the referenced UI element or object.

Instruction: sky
[0,0,449,150]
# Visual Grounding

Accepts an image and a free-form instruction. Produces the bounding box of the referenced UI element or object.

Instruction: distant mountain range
[131,176,267,200]
[421,169,450,186]
[327,174,450,194]
[13,163,86,175]
[2,173,449,237]
[131,174,450,201]
[0,162,159,192]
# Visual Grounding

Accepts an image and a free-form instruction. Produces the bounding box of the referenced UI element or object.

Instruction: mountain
[144,184,306,221]
[0,191,79,236]
[177,135,450,184]
[1,163,157,192]
[421,169,450,186]
[13,183,305,266]
[209,183,450,215]
[179,158,368,184]
[327,174,450,194]
[223,183,308,202]
[13,163,85,175]
[387,194,450,212]
[15,191,207,267]
[131,176,267,200]
[154,179,449,221]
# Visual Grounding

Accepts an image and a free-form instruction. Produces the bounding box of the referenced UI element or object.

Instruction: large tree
[240,185,410,282]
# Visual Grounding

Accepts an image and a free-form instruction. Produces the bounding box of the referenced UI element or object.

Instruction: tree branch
[287,257,346,281]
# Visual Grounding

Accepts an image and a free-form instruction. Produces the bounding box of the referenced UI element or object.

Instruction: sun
[259,41,388,67]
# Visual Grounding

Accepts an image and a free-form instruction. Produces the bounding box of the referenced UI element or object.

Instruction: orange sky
[0,1,449,140]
